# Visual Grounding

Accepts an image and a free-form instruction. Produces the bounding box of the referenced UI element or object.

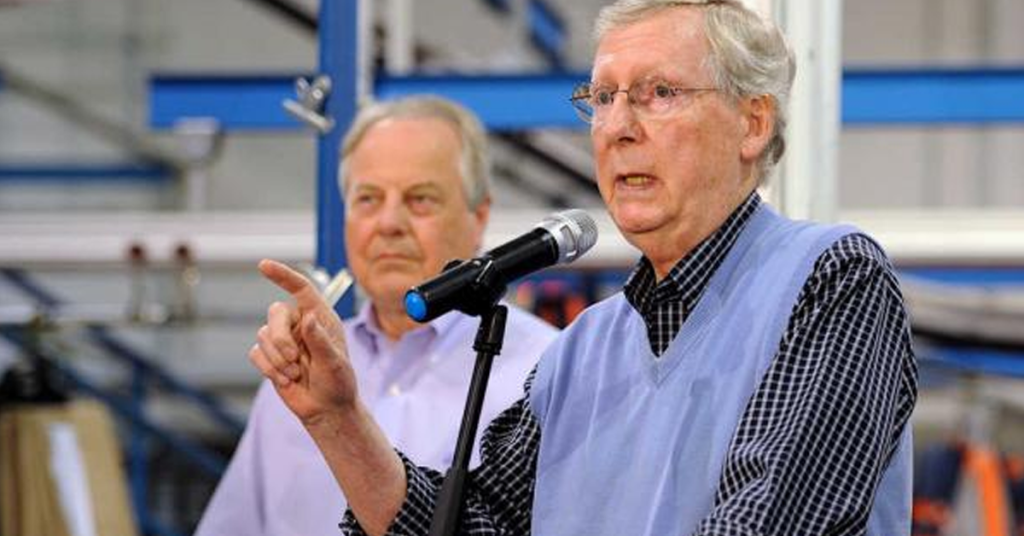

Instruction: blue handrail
[475,0,566,67]
[86,326,245,433]
[0,327,229,476]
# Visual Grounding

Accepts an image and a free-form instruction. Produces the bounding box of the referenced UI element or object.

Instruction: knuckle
[268,301,290,315]
[269,331,294,352]
[257,332,274,351]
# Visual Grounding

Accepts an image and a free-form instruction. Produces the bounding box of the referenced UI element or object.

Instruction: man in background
[195,96,557,536]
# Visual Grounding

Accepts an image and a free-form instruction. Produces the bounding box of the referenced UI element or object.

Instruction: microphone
[404,209,598,323]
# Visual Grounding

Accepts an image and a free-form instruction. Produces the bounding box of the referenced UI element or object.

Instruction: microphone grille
[538,209,599,264]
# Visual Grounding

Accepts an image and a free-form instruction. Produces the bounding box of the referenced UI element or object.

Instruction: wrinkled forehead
[592,7,710,82]
[343,117,464,188]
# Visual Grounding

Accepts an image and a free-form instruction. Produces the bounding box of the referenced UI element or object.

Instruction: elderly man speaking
[251,1,917,535]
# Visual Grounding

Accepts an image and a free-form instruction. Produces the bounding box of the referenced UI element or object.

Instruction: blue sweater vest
[529,205,911,535]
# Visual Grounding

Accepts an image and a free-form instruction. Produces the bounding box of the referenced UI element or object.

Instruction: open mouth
[617,174,656,187]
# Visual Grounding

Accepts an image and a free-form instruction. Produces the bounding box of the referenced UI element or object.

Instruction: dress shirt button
[388,384,402,397]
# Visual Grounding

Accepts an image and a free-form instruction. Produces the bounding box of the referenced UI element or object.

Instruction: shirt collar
[350,300,461,353]
[624,192,762,315]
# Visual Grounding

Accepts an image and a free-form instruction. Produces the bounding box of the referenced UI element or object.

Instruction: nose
[596,92,641,145]
[376,196,410,236]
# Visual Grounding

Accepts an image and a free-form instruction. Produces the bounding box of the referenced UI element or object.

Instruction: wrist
[302,400,368,440]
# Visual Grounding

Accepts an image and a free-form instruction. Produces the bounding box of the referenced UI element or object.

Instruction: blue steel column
[317,1,358,316]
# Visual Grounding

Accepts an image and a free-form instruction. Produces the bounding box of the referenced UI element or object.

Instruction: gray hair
[339,96,492,209]
[594,0,796,182]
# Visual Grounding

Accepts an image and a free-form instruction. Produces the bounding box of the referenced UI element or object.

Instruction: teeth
[623,175,650,186]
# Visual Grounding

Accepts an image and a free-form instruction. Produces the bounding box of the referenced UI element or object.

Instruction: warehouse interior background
[1,0,1023,535]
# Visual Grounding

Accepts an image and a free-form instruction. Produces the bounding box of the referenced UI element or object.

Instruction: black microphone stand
[427,303,508,536]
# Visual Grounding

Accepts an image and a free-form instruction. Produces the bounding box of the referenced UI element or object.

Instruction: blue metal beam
[149,72,587,131]
[374,73,585,129]
[924,346,1024,379]
[0,162,172,182]
[900,267,1024,286]
[150,73,309,130]
[148,68,1024,131]
[843,67,1024,125]
[316,0,357,316]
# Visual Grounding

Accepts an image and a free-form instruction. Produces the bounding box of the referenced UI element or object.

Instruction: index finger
[258,259,329,312]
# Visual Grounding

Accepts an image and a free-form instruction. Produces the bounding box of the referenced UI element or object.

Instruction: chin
[372,258,422,275]
[366,279,419,306]
[611,205,664,234]
[368,264,418,284]
[379,271,422,287]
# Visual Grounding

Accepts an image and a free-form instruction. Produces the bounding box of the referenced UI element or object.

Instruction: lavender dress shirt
[194,302,557,536]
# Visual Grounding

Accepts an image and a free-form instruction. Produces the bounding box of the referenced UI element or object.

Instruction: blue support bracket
[527,0,567,68]
[473,0,565,67]
[843,67,1024,125]
[315,0,358,317]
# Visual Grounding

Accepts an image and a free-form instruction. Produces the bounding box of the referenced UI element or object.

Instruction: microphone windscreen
[537,209,598,264]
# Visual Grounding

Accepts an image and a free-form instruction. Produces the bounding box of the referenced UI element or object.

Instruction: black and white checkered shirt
[342,193,918,536]
[623,192,761,356]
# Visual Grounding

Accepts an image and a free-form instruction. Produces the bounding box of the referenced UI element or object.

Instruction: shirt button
[388,384,402,397]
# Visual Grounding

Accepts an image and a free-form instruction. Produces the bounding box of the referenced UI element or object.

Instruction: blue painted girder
[149,68,1024,131]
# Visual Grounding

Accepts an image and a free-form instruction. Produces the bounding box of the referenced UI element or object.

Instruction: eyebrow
[347,182,382,194]
[405,182,444,194]
[347,180,446,195]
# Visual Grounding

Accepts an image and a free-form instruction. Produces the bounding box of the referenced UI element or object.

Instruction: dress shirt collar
[349,300,462,355]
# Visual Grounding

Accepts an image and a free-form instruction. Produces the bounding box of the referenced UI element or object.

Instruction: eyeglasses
[570,76,718,124]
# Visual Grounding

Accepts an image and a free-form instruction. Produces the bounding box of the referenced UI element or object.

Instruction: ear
[469,196,492,250]
[739,94,776,164]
